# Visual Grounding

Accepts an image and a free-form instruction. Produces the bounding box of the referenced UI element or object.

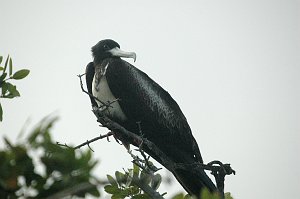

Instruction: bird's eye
[103,44,109,50]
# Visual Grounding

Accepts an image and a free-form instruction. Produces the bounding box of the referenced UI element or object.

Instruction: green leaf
[200,188,221,199]
[200,188,210,199]
[113,189,131,198]
[172,193,185,199]
[9,58,13,76]
[3,55,9,72]
[104,185,121,194]
[150,174,162,190]
[126,170,133,187]
[184,194,195,199]
[88,185,101,197]
[132,194,152,199]
[0,66,4,71]
[129,185,139,195]
[133,163,140,178]
[4,83,20,98]
[224,192,234,199]
[111,193,126,199]
[115,171,127,186]
[107,175,118,187]
[12,69,30,80]
[140,171,151,185]
[0,103,3,121]
[0,72,7,82]
[2,82,9,95]
[0,56,3,64]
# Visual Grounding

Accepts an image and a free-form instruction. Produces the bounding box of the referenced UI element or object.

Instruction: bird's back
[105,58,203,164]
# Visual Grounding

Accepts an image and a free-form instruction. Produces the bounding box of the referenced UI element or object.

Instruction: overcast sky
[1,0,300,199]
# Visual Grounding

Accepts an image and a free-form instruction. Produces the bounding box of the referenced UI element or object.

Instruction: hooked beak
[108,47,136,62]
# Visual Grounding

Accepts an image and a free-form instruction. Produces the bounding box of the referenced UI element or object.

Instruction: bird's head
[92,39,136,65]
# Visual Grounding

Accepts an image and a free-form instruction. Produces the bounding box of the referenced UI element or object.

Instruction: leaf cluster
[0,55,30,121]
[104,163,163,199]
[103,163,234,199]
[0,117,100,199]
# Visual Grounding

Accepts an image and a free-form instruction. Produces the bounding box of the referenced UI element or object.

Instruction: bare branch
[78,73,106,105]
[77,73,120,110]
[57,132,114,151]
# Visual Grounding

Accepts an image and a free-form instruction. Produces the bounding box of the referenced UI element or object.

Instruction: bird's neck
[93,57,103,66]
[93,57,120,66]
[94,58,110,73]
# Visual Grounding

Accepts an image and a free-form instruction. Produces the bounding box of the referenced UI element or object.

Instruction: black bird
[85,39,217,196]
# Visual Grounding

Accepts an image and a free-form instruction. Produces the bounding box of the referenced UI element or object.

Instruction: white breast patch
[92,75,127,121]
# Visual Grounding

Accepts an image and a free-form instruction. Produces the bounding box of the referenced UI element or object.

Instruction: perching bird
[85,39,218,196]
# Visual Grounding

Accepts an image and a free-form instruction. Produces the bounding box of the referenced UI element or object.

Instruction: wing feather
[106,59,186,128]
[105,58,203,163]
[85,62,97,107]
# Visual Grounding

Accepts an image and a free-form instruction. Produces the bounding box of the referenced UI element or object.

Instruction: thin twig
[74,132,113,150]
[78,73,106,105]
[78,73,120,110]
[57,132,114,152]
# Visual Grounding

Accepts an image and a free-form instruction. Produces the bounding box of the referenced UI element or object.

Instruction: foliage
[103,163,163,199]
[0,115,234,199]
[0,117,100,199]
[103,164,234,199]
[0,55,30,121]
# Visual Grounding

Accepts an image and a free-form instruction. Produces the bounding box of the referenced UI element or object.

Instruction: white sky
[1,0,300,199]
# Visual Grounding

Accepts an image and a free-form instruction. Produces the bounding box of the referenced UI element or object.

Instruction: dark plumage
[85,39,217,196]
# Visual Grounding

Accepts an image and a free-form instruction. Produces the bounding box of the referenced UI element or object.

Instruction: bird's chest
[92,72,127,121]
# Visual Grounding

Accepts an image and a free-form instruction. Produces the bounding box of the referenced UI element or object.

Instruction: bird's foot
[207,160,236,176]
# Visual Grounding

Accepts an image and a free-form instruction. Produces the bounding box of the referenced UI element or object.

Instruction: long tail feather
[173,167,218,198]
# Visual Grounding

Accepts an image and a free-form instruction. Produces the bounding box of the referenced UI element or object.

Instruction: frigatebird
[85,39,217,196]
